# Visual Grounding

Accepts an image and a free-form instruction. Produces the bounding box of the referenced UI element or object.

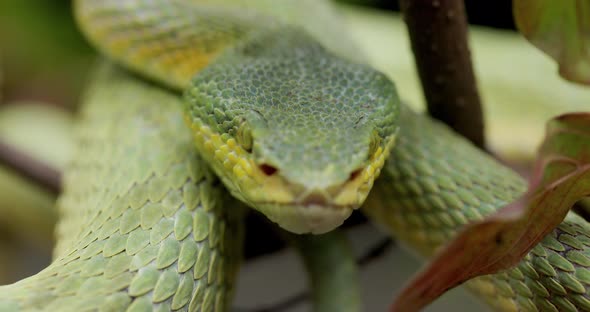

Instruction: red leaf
[391,113,590,312]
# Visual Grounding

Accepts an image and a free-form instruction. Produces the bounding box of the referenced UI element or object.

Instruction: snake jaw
[257,203,354,234]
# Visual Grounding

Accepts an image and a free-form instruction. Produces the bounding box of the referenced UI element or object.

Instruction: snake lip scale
[256,202,355,235]
[258,192,357,211]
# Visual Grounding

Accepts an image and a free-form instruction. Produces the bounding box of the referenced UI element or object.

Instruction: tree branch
[0,140,61,193]
[400,0,485,148]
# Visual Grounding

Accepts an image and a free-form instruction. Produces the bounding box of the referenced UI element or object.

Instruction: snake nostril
[259,163,278,176]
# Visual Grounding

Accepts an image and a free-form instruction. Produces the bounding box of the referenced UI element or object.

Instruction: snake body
[1,0,590,311]
[0,64,244,311]
[365,106,590,311]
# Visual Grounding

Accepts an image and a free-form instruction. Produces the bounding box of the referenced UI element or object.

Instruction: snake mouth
[257,202,355,234]
[244,176,365,234]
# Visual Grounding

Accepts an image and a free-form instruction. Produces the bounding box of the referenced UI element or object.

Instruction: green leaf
[390,113,590,312]
[514,0,590,85]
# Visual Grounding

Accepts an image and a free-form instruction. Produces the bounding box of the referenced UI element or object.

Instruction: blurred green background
[0,1,93,108]
[0,0,90,283]
[0,0,517,109]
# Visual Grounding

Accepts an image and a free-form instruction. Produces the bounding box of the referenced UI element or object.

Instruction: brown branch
[0,140,61,193]
[400,0,485,148]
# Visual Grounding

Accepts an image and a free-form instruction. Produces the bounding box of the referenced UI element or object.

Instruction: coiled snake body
[1,1,589,311]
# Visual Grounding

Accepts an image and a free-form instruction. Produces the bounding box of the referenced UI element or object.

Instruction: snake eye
[236,121,253,152]
[368,131,381,160]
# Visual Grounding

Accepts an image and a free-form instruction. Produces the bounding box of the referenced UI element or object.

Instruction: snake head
[185,33,399,234]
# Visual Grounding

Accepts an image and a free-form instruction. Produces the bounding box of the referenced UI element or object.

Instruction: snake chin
[257,202,355,234]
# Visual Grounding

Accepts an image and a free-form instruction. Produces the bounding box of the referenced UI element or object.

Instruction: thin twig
[399,0,485,148]
[0,140,61,193]
[234,236,393,312]
[357,237,393,266]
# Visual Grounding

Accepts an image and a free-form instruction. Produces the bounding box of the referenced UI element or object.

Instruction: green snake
[1,0,590,311]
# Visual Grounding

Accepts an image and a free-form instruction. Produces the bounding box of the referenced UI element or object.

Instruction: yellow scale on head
[188,118,295,206]
[333,135,396,207]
